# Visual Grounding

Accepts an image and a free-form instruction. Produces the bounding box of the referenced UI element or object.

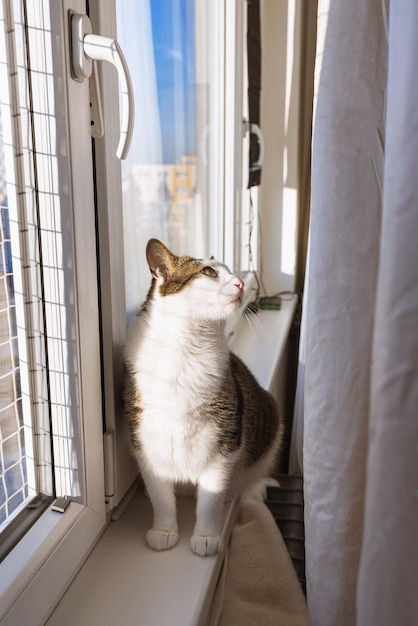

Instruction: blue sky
[116,0,196,166]
[150,0,196,164]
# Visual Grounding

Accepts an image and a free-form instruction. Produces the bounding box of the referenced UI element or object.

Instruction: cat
[123,238,283,557]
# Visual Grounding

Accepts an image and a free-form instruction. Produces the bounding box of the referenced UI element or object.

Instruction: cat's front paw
[146,528,178,551]
[191,534,223,557]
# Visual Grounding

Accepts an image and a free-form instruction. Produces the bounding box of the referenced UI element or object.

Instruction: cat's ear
[146,239,174,281]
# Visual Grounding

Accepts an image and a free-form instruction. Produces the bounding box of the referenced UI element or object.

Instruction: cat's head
[145,238,244,321]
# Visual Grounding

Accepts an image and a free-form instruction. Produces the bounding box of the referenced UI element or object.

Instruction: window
[0,120,30,530]
[0,0,55,553]
[117,0,195,318]
[0,121,36,533]
[0,1,106,622]
[117,0,247,319]
[91,0,254,506]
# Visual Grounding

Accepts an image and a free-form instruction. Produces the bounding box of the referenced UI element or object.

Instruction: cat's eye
[201,266,218,278]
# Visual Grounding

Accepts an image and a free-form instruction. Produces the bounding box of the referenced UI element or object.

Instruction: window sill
[228,295,297,391]
[47,490,239,626]
[0,502,106,625]
[46,297,297,626]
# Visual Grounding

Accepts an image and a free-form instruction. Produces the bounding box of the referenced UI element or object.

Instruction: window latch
[70,13,135,160]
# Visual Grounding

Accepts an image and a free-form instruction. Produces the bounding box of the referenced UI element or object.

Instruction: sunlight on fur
[123,239,284,556]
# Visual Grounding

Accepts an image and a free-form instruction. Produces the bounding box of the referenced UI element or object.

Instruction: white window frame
[223,0,245,272]
[0,1,106,623]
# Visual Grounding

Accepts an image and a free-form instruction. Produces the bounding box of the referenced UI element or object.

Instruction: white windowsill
[0,503,106,625]
[228,295,297,391]
[46,296,297,626]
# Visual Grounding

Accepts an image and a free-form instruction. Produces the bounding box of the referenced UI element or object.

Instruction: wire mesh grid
[0,0,52,530]
[0,0,92,538]
[0,195,28,527]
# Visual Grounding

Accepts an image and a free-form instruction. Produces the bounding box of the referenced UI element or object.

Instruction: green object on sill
[259,296,282,310]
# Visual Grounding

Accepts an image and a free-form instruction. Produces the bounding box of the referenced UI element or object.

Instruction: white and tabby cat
[123,239,283,556]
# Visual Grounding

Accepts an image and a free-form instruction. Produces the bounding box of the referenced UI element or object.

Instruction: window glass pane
[0,6,42,532]
[117,0,216,319]
[0,0,82,540]
[0,162,27,527]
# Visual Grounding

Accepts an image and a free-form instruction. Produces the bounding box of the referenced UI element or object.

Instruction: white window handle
[71,13,134,160]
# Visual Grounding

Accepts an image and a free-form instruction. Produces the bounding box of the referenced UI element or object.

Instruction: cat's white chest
[138,334,219,407]
[127,316,226,481]
[138,369,219,482]
[140,409,217,482]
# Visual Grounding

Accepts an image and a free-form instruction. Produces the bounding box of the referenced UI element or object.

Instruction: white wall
[259,0,303,295]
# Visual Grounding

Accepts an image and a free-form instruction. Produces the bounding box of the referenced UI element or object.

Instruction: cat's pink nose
[235,279,244,291]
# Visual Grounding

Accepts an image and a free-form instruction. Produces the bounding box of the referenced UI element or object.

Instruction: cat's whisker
[242,311,271,352]
[243,308,280,350]
[250,310,280,345]
[241,308,260,344]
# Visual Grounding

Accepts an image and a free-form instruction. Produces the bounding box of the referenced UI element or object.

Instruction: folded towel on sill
[207,481,309,626]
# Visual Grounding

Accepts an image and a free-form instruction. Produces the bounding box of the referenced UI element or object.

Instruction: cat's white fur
[125,253,280,556]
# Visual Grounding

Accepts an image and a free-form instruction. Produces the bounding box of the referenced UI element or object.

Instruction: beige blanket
[208,482,309,626]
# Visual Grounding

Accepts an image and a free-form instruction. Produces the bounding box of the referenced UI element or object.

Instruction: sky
[150,0,196,164]
[116,0,196,166]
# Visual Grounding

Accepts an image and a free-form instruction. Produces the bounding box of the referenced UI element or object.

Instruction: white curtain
[357,3,418,624]
[294,0,418,624]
